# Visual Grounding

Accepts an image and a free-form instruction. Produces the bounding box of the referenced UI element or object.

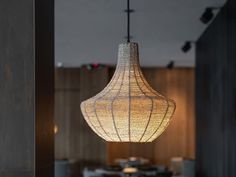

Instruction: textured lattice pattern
[80,43,176,142]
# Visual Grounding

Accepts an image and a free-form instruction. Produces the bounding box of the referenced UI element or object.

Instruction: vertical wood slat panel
[55,68,80,159]
[0,0,34,175]
[144,69,168,165]
[196,1,236,177]
[149,68,195,167]
[107,68,195,166]
[55,67,109,176]
[196,3,227,177]
[0,0,54,176]
[185,70,195,158]
[79,66,108,164]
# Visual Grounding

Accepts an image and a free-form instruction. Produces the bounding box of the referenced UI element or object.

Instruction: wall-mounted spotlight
[200,7,221,24]
[181,41,195,53]
[167,60,174,69]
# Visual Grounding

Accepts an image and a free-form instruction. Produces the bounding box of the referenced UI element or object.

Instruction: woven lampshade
[80,43,176,142]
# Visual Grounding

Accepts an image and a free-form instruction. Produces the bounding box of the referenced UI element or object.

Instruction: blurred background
[53,0,232,177]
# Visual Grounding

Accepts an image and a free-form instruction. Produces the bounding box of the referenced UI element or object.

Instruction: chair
[182,160,195,177]
[170,157,195,177]
[83,168,104,177]
[170,157,183,176]
[55,160,70,177]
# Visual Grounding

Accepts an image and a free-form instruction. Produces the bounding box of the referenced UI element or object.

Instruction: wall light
[200,7,221,24]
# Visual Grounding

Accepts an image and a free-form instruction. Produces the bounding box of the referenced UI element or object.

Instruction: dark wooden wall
[0,0,54,176]
[196,0,236,177]
[55,67,108,177]
[108,68,195,166]
[55,67,195,169]
[152,68,195,166]
[0,0,34,176]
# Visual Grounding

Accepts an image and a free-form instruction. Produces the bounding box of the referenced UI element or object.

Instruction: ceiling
[55,0,226,67]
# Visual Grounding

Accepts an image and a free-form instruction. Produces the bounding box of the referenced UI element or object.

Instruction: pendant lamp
[80,0,176,142]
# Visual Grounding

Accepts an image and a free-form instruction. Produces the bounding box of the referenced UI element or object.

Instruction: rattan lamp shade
[80,43,176,142]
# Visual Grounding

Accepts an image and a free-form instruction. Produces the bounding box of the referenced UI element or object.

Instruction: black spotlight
[200,7,214,24]
[167,60,174,69]
[200,7,221,24]
[181,41,192,53]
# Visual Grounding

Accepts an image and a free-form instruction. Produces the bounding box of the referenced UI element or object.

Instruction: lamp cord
[127,0,130,43]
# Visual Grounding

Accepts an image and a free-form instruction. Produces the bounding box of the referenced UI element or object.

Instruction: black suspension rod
[127,0,130,42]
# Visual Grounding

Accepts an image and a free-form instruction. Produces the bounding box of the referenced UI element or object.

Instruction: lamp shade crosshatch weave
[80,43,176,142]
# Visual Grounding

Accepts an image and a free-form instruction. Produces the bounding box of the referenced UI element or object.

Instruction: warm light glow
[123,167,138,174]
[80,43,175,142]
[54,125,59,134]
